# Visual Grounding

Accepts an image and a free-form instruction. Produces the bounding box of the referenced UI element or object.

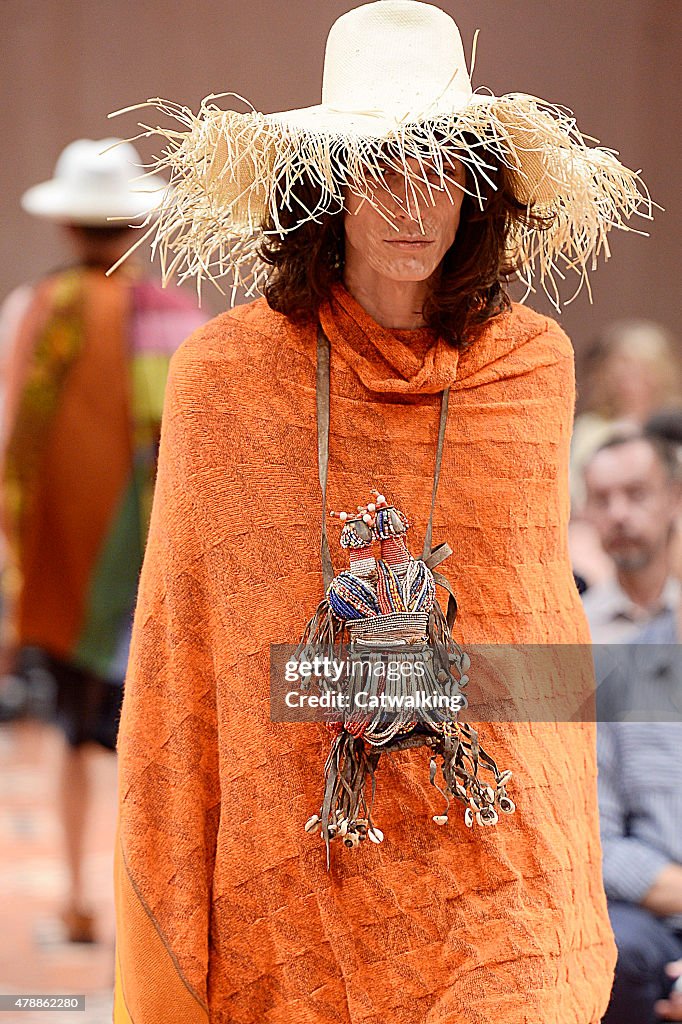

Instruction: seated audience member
[572,320,681,508]
[569,321,681,592]
[581,433,681,643]
[598,595,682,1023]
[646,410,682,584]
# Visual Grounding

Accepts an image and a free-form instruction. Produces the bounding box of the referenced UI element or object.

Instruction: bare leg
[59,740,96,939]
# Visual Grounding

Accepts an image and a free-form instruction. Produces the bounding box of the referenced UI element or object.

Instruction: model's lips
[384,238,435,248]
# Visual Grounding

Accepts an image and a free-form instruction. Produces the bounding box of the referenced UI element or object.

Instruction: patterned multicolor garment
[0,265,204,682]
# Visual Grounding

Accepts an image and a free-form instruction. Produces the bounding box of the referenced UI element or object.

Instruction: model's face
[583,440,680,571]
[343,156,467,283]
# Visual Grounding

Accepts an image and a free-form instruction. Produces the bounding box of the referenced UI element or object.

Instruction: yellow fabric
[131,353,174,424]
[115,290,616,1023]
[114,957,134,1024]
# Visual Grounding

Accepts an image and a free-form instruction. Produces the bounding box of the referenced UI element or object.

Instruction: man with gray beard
[583,431,682,1021]
[582,433,681,643]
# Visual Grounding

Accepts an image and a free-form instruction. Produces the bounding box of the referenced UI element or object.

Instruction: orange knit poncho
[114,286,616,1024]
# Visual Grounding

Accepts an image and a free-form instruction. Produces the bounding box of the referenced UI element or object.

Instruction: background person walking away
[0,138,205,943]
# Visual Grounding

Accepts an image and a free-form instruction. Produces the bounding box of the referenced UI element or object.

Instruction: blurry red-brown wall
[2,0,680,354]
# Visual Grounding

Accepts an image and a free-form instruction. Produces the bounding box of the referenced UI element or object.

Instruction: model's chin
[379,258,441,282]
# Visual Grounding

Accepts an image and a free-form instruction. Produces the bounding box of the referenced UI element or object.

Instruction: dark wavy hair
[260,135,552,348]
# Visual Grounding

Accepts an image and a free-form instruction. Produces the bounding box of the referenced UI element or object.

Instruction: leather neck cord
[317,325,335,589]
[316,324,450,591]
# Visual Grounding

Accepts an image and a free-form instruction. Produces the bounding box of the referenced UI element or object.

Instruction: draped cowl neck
[318,282,557,397]
[318,283,460,395]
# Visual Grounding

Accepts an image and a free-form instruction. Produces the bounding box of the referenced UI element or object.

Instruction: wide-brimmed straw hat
[21,138,167,226]
[110,0,652,305]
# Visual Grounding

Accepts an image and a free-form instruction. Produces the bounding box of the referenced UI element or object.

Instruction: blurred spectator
[572,320,682,504]
[569,321,681,592]
[581,433,681,643]
[646,409,682,584]
[597,596,682,1023]
[0,138,204,943]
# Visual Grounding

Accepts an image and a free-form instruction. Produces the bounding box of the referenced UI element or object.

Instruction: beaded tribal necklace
[295,325,515,869]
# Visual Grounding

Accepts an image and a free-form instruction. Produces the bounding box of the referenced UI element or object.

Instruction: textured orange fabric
[319,284,462,393]
[115,288,617,1024]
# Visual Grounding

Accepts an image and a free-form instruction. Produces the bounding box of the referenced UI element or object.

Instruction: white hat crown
[321,0,472,121]
[54,139,143,192]
[21,137,167,225]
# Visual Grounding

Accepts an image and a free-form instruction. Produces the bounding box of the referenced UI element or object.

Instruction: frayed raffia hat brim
[108,90,653,308]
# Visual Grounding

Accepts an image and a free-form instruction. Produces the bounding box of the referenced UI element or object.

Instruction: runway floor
[0,719,117,1023]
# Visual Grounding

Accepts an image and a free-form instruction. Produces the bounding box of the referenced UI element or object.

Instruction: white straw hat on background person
[21,138,167,226]
[109,0,653,304]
